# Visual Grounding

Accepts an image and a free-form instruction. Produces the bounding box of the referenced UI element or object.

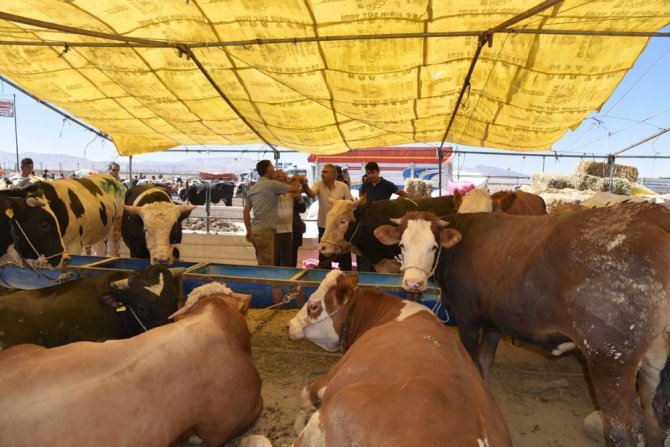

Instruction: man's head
[321,164,337,185]
[257,160,275,178]
[108,162,121,180]
[20,158,33,177]
[364,161,380,183]
[274,169,288,183]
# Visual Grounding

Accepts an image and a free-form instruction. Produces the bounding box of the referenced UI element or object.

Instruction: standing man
[357,162,407,272]
[302,163,353,270]
[360,161,408,201]
[243,160,303,266]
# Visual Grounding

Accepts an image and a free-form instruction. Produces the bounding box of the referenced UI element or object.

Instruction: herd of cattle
[2,179,670,446]
[0,174,196,269]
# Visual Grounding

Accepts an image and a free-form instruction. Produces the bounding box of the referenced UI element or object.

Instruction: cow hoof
[240,435,272,447]
[583,410,606,446]
[294,409,308,434]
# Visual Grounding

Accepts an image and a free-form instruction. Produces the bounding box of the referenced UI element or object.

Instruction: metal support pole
[437,147,444,196]
[607,154,616,192]
[12,94,19,172]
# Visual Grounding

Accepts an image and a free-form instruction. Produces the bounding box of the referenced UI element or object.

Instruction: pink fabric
[447,180,475,195]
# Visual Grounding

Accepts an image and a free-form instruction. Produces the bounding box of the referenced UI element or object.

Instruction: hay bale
[573,173,606,192]
[575,160,638,183]
[404,178,432,199]
[531,172,574,190]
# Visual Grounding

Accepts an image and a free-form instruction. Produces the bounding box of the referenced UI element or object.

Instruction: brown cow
[490,190,547,215]
[0,283,262,447]
[287,270,512,447]
[374,204,670,447]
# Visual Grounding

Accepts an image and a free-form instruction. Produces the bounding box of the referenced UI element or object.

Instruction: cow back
[34,174,125,255]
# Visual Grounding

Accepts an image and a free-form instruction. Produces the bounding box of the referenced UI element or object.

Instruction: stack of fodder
[575,160,638,183]
[531,172,574,190]
[404,178,432,199]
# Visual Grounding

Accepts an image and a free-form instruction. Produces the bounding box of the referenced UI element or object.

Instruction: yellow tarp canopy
[0,1,669,156]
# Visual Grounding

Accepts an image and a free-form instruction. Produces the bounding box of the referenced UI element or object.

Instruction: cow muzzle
[402,275,427,292]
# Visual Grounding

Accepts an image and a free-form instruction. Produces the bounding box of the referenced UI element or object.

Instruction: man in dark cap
[16,158,36,188]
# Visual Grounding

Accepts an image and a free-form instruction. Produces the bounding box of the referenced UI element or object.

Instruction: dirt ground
[180,308,601,447]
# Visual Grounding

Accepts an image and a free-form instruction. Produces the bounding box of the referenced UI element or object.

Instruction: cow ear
[234,293,252,315]
[100,293,125,310]
[438,228,462,249]
[374,225,401,245]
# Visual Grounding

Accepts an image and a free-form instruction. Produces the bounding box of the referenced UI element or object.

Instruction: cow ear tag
[5,209,13,219]
[115,306,127,312]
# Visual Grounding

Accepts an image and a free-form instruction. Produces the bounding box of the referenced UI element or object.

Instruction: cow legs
[638,335,669,446]
[588,359,644,447]
[477,330,502,386]
[107,216,122,257]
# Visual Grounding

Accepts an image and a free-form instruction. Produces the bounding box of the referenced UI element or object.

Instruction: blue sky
[1,33,669,178]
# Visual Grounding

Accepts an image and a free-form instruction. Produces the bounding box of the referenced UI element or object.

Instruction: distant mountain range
[0,150,526,178]
[0,151,258,175]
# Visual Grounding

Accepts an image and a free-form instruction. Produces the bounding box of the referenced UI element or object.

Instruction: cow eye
[398,243,404,250]
[340,219,347,225]
[431,246,437,252]
[308,302,320,313]
[40,222,52,232]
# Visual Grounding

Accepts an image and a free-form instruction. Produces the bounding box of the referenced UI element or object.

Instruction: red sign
[307,146,452,164]
[0,100,14,118]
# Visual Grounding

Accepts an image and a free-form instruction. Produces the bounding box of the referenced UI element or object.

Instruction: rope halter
[395,245,442,279]
[10,217,66,267]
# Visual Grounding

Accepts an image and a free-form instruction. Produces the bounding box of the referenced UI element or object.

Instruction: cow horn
[168,267,186,277]
[389,217,401,226]
[438,220,450,227]
[110,278,130,290]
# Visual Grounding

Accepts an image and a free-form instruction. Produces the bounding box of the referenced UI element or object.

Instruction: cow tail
[653,353,670,437]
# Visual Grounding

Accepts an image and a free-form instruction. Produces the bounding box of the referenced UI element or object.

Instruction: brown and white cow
[288,269,512,447]
[490,190,547,215]
[374,205,670,447]
[0,282,262,447]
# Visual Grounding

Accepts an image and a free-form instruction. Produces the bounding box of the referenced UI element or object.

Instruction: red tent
[307,146,452,165]
[199,172,239,182]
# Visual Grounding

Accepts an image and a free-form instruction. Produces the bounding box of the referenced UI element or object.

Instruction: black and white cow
[33,174,126,257]
[122,185,196,264]
[0,189,69,269]
[178,181,235,206]
[0,265,184,349]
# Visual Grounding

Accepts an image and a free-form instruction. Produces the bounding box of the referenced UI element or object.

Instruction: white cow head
[318,198,362,257]
[123,202,196,264]
[288,269,356,351]
[374,211,461,292]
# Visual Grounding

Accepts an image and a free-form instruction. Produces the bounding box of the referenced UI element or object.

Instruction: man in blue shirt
[359,162,408,201]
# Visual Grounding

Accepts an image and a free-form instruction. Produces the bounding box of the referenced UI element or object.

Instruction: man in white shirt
[302,163,353,270]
